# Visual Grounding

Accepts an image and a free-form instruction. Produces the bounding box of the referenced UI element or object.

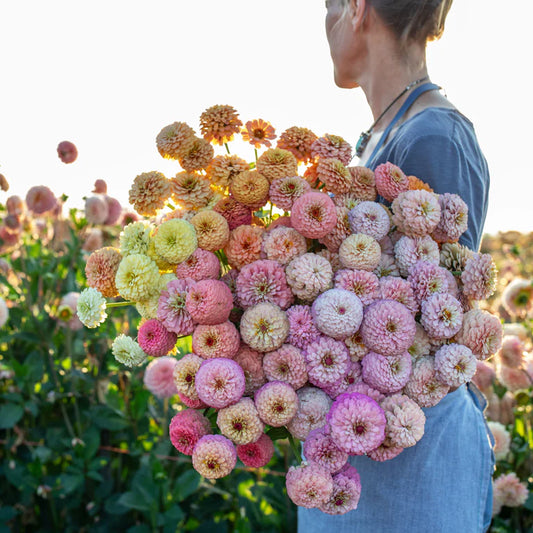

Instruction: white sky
[0,0,531,235]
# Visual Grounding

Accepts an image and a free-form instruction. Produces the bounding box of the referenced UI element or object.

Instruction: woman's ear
[349,0,367,31]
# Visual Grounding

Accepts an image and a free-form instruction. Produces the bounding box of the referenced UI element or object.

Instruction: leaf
[174,470,201,501]
[83,426,101,460]
[24,351,44,382]
[59,473,84,495]
[266,426,290,441]
[130,389,150,420]
[0,404,24,429]
[163,505,185,529]
[86,471,104,482]
[90,405,129,431]
[524,490,533,512]
[117,491,152,512]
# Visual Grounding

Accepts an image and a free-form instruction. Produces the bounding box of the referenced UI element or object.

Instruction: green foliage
[0,225,296,532]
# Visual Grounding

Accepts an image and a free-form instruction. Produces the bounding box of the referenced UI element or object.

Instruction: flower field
[0,111,532,532]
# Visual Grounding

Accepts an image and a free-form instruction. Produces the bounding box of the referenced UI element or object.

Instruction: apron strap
[365,82,441,169]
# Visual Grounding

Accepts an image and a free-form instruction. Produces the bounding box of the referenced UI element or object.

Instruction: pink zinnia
[498,335,526,368]
[25,185,57,215]
[304,427,349,474]
[432,193,468,243]
[104,195,123,225]
[138,319,177,357]
[420,292,463,339]
[263,344,308,390]
[380,393,425,448]
[185,279,233,325]
[318,205,351,253]
[326,392,386,455]
[174,248,220,281]
[360,299,416,356]
[285,253,334,303]
[455,309,503,360]
[57,140,78,164]
[319,465,361,515]
[214,197,252,231]
[286,305,322,350]
[262,226,306,266]
[269,175,311,211]
[334,269,381,307]
[233,345,266,396]
[434,343,477,387]
[394,235,440,277]
[493,472,529,508]
[236,433,275,468]
[379,276,418,315]
[374,162,409,202]
[348,201,390,241]
[311,288,363,340]
[254,381,299,427]
[304,337,350,388]
[286,463,334,509]
[403,356,450,408]
[408,261,451,305]
[157,278,196,336]
[311,134,352,165]
[85,195,109,224]
[192,321,240,359]
[472,360,496,393]
[143,356,179,398]
[290,191,337,239]
[408,323,432,359]
[391,190,441,237]
[497,365,532,392]
[173,353,203,400]
[345,381,385,403]
[361,351,412,394]
[461,253,498,301]
[224,225,264,270]
[192,434,236,479]
[367,442,404,462]
[169,409,211,455]
[287,386,332,440]
[195,358,245,409]
[236,259,293,310]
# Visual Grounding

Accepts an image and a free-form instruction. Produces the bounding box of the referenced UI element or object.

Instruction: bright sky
[0,0,531,235]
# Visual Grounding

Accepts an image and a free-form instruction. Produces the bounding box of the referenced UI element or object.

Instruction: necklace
[355,75,429,158]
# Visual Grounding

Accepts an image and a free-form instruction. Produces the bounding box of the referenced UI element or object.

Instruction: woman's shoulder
[394,107,475,146]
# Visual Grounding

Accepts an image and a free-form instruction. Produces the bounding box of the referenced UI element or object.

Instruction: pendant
[355,131,371,158]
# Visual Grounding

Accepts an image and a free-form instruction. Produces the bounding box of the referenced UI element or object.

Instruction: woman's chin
[334,70,360,89]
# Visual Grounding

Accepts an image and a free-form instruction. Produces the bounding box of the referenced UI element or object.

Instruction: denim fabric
[298,384,495,533]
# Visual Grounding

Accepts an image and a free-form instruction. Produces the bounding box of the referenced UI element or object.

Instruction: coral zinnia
[169,409,211,455]
[156,121,196,159]
[241,119,276,148]
[291,191,337,239]
[374,162,409,202]
[199,104,243,145]
[192,321,241,360]
[85,247,122,298]
[236,433,275,468]
[311,134,352,166]
[128,171,171,216]
[276,126,318,164]
[256,148,298,182]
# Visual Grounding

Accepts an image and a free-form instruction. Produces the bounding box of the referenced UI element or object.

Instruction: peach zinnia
[206,155,249,189]
[85,247,122,297]
[256,148,298,182]
[156,121,196,159]
[128,171,171,216]
[200,104,243,145]
[190,210,230,252]
[178,137,214,172]
[230,170,270,208]
[276,126,318,163]
[241,119,276,148]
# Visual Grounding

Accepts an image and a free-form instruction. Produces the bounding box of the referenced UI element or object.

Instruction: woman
[298,1,494,531]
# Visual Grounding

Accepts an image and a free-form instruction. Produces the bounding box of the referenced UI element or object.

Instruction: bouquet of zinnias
[76,105,503,515]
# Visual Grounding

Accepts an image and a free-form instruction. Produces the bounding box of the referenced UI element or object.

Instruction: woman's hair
[349,0,453,44]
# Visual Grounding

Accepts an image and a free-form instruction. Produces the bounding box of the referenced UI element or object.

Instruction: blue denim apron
[298,383,495,532]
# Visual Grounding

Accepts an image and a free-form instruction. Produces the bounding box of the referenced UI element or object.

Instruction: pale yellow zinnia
[153,219,197,264]
[115,254,161,302]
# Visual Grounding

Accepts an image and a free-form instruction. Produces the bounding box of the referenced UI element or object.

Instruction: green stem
[106,301,134,308]
[66,329,82,435]
[224,143,231,154]
[287,434,302,463]
[254,148,258,164]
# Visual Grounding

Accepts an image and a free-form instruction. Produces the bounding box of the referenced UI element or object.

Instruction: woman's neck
[358,38,429,132]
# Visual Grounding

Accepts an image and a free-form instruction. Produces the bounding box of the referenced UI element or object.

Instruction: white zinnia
[76,288,107,328]
[112,334,147,367]
[487,421,511,461]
